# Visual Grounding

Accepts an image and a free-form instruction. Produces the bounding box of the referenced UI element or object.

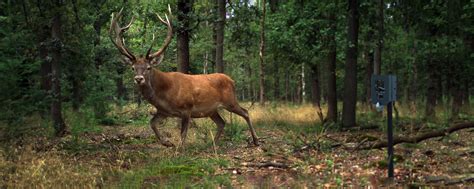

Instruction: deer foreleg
[150,114,175,147]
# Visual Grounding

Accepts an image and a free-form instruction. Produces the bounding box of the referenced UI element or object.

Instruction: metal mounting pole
[387,101,394,178]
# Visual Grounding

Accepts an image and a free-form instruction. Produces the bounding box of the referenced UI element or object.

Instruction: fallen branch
[360,122,474,150]
[242,161,289,169]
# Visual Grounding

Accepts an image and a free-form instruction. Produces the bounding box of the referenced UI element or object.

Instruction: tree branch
[360,122,474,150]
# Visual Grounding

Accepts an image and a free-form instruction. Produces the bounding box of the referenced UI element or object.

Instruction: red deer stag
[109,6,259,147]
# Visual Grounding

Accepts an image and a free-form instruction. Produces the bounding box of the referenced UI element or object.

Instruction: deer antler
[109,8,136,61]
[146,4,173,60]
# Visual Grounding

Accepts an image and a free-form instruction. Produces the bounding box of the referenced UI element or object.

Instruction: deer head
[109,6,173,85]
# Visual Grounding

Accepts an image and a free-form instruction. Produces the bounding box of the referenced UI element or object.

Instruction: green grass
[117,157,231,188]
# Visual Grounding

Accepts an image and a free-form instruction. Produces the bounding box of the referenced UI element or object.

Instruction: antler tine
[156,13,166,24]
[147,5,174,60]
[146,33,156,58]
[122,15,135,30]
[109,8,136,61]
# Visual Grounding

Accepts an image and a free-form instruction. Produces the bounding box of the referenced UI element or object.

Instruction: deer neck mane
[139,68,170,103]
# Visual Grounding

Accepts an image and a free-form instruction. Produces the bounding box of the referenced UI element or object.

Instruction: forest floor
[1,103,473,188]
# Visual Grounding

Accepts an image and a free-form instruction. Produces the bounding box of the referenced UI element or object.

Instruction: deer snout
[134,76,145,84]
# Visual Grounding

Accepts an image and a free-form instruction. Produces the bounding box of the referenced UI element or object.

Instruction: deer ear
[121,56,133,65]
[150,55,164,65]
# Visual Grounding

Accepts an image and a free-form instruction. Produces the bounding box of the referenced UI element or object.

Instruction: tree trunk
[373,0,383,75]
[116,65,127,102]
[425,60,437,118]
[39,25,51,115]
[326,10,338,122]
[451,86,462,120]
[50,11,67,136]
[301,64,306,103]
[296,73,302,104]
[310,64,321,106]
[247,61,254,102]
[342,0,359,128]
[365,50,374,104]
[258,0,266,105]
[311,64,324,122]
[177,0,191,73]
[273,61,280,100]
[269,0,278,12]
[21,0,29,25]
[211,0,218,73]
[71,70,82,111]
[215,0,225,73]
[285,68,290,102]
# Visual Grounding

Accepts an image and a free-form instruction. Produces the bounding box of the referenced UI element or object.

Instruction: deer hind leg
[210,112,226,143]
[150,114,175,147]
[180,116,191,147]
[225,105,259,146]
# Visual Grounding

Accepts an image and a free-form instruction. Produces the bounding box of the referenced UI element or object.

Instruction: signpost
[371,75,397,178]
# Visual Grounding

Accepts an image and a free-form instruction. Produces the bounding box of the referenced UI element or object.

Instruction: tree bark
[425,59,437,118]
[215,0,225,73]
[311,64,324,122]
[310,64,321,106]
[269,0,278,12]
[285,68,290,102]
[50,11,67,136]
[177,0,192,73]
[365,50,374,104]
[342,0,360,128]
[258,0,266,105]
[301,64,306,103]
[326,10,338,122]
[247,60,254,102]
[373,0,383,75]
[273,61,280,100]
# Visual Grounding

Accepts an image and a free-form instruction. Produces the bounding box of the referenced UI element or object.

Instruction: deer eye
[147,66,151,70]
[131,67,135,71]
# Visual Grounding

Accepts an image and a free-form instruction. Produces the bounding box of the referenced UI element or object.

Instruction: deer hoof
[253,140,260,146]
[161,140,175,148]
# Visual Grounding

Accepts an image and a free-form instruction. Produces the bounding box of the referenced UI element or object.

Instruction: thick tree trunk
[311,64,324,122]
[211,0,218,73]
[373,0,383,75]
[215,0,225,73]
[326,11,338,122]
[258,0,266,105]
[177,0,191,73]
[310,64,321,106]
[50,12,67,136]
[342,0,359,128]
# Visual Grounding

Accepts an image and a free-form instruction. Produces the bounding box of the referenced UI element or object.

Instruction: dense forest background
[1,0,472,133]
[1,0,474,187]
